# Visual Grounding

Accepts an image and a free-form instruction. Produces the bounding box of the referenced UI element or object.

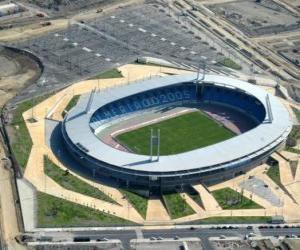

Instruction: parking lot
[9,2,232,104]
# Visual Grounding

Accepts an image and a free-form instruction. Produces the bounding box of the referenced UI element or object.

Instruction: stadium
[62,73,292,194]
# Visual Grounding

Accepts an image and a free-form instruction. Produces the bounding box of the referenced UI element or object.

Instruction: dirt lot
[207,0,300,37]
[0,46,41,107]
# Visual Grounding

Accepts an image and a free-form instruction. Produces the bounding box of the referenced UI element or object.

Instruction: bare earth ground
[0,47,40,249]
[0,47,41,107]
[0,142,25,250]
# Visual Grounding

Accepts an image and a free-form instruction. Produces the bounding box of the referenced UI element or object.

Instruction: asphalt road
[36,226,300,250]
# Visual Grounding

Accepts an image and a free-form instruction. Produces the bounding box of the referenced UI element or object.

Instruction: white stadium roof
[64,74,292,173]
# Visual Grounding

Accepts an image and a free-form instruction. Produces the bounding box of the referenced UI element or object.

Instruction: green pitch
[116,111,235,155]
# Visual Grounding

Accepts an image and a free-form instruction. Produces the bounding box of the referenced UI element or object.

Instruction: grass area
[163,193,195,219]
[188,193,203,208]
[183,216,272,225]
[286,147,300,154]
[37,192,135,227]
[266,161,281,187]
[292,107,300,123]
[116,111,235,155]
[44,156,117,204]
[212,188,263,210]
[218,58,242,70]
[10,94,51,169]
[120,189,148,219]
[288,126,300,140]
[287,125,300,147]
[62,95,80,118]
[89,68,123,80]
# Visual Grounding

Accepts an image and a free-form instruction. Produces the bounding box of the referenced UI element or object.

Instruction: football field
[115,111,235,155]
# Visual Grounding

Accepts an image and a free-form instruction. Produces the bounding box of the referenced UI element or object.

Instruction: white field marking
[151,33,157,37]
[72,42,78,46]
[63,37,69,41]
[82,47,92,52]
[111,108,195,137]
[110,15,116,19]
[95,53,101,57]
[161,37,166,41]
[119,19,125,23]
[54,33,60,37]
[201,55,207,60]
[180,46,186,50]
[128,23,134,27]
[138,27,147,33]
[170,42,176,46]
[190,51,196,55]
[105,58,111,62]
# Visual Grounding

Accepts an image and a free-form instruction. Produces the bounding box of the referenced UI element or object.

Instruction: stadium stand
[62,74,291,193]
[90,83,265,132]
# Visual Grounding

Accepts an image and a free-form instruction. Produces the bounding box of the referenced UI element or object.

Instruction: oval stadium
[62,74,292,193]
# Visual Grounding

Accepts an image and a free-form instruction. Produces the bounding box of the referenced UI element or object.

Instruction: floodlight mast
[86,88,96,114]
[195,62,206,98]
[150,128,153,162]
[157,129,160,161]
[266,94,273,123]
[149,128,160,162]
[196,62,206,83]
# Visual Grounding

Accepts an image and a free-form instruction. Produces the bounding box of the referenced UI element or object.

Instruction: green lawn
[266,163,281,187]
[37,192,135,227]
[292,107,300,123]
[218,58,242,70]
[44,156,117,204]
[89,68,123,80]
[163,193,195,219]
[188,193,203,208]
[288,126,300,140]
[212,188,263,210]
[183,216,272,225]
[120,189,148,219]
[286,147,300,154]
[62,95,80,118]
[10,94,51,169]
[116,111,235,155]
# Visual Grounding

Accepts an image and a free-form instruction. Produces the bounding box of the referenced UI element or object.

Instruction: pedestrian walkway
[146,198,170,222]
[193,184,221,211]
[180,193,205,214]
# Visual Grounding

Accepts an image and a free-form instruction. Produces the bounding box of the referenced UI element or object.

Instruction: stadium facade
[62,74,292,193]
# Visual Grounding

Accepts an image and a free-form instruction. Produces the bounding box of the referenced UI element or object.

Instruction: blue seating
[90,83,266,129]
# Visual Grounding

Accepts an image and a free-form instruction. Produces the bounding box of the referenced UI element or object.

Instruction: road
[31,226,300,250]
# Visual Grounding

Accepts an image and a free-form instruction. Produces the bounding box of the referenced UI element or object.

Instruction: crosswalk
[135,228,144,239]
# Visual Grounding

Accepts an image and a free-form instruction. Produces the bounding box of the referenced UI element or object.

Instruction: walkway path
[193,184,221,212]
[146,198,170,222]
